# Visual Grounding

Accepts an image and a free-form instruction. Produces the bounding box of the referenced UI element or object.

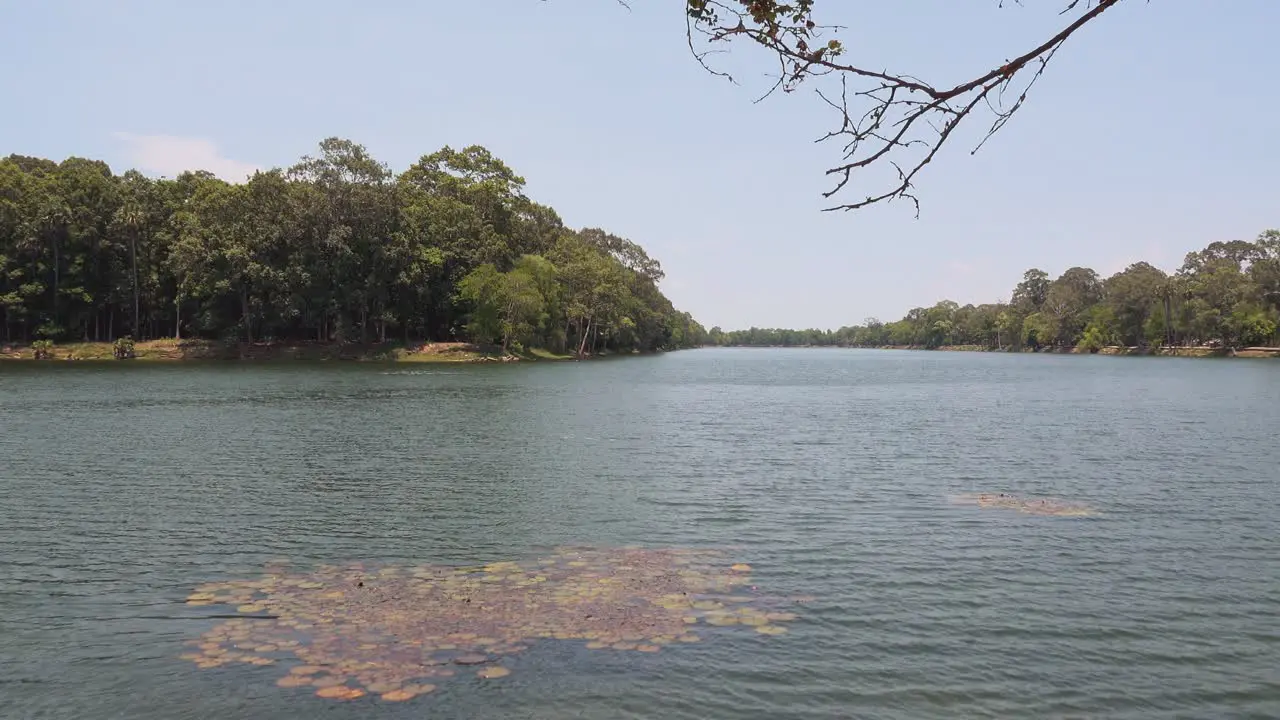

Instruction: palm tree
[114,204,146,339]
[34,200,70,333]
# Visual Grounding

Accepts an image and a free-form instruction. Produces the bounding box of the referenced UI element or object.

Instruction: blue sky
[2,1,1276,330]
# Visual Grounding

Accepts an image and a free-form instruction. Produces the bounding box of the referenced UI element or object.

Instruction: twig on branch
[686,0,1124,215]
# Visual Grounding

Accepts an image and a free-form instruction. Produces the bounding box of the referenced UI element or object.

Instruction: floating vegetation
[181,547,799,701]
[951,493,1097,517]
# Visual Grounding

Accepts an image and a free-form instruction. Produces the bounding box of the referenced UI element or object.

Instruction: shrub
[113,336,137,359]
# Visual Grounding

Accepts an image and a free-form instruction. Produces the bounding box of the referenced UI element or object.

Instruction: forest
[0,139,707,356]
[709,231,1280,351]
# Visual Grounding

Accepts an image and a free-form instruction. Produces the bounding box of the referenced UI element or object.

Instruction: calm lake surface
[2,348,1278,719]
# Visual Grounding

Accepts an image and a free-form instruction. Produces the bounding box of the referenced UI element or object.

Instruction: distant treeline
[0,139,707,355]
[709,231,1280,350]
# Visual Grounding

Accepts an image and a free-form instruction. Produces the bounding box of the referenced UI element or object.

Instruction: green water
[2,349,1278,719]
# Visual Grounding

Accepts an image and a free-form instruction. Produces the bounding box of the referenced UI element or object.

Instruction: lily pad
[315,685,364,700]
[182,547,803,700]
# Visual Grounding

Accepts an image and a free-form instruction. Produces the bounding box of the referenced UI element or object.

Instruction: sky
[1,0,1276,330]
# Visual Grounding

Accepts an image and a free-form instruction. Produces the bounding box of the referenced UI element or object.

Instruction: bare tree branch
[686,0,1125,215]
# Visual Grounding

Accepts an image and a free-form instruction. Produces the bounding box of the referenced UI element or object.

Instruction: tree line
[0,139,707,355]
[709,231,1280,350]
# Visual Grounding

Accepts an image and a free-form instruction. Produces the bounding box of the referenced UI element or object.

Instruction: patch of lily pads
[181,546,799,702]
[951,492,1097,517]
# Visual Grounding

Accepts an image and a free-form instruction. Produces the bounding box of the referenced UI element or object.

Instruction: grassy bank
[0,339,579,363]
[1094,345,1280,359]
[712,344,1280,358]
[876,344,1280,358]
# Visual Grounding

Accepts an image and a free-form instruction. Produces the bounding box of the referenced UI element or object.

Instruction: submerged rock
[951,492,1097,517]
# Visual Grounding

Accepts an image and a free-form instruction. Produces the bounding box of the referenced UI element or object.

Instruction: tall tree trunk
[174,298,181,339]
[52,233,60,327]
[576,317,592,359]
[242,286,252,343]
[131,234,140,338]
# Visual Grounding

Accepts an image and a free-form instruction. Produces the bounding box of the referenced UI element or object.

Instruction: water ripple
[1,351,1279,719]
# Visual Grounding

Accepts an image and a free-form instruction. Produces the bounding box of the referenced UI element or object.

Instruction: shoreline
[0,340,635,364]
[7,340,1277,362]
[708,344,1280,359]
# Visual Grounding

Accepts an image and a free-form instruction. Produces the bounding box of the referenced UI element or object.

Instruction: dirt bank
[0,339,578,363]
[870,345,1280,358]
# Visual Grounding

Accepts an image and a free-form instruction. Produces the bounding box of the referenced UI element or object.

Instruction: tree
[289,138,396,343]
[1077,305,1120,352]
[1177,241,1257,347]
[994,310,1013,349]
[1020,312,1055,350]
[0,143,703,353]
[1011,269,1050,313]
[1251,230,1280,315]
[1103,262,1167,346]
[1043,267,1101,346]
[457,256,554,352]
[112,170,156,339]
[686,0,1124,213]
[707,229,1280,351]
[551,231,634,358]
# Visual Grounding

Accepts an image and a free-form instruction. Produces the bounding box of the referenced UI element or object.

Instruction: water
[2,349,1278,719]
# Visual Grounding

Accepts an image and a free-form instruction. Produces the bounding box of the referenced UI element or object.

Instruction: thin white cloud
[113,132,260,182]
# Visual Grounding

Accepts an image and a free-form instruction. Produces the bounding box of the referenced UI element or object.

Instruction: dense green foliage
[709,231,1280,350]
[0,140,706,354]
